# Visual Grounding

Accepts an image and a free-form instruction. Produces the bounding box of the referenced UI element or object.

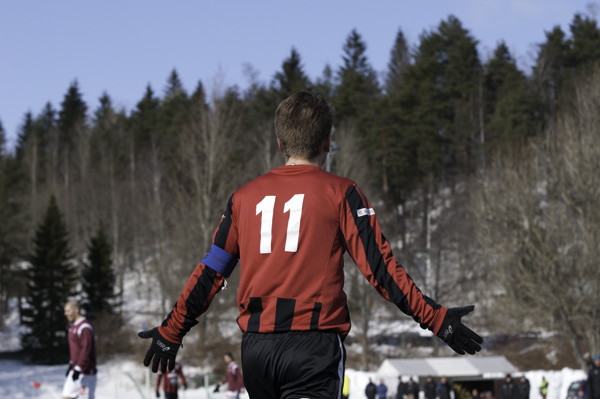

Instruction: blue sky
[0,0,593,149]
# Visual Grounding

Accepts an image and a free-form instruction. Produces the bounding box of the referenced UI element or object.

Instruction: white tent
[378,356,517,379]
[376,356,518,398]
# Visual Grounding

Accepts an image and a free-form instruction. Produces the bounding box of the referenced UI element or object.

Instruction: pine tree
[566,13,600,69]
[313,64,335,99]
[58,80,88,139]
[132,85,161,150]
[164,69,186,100]
[21,196,76,364]
[395,15,481,177]
[533,26,568,124]
[385,28,411,93]
[16,112,34,161]
[57,80,88,187]
[0,120,5,157]
[157,69,189,165]
[272,47,311,99]
[82,221,116,320]
[334,29,380,124]
[483,42,537,146]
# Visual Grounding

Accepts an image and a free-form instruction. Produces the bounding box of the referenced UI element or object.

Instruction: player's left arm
[74,327,94,373]
[340,183,482,355]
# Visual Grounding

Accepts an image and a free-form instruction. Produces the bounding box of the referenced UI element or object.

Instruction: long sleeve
[75,328,94,373]
[340,183,447,334]
[158,196,239,344]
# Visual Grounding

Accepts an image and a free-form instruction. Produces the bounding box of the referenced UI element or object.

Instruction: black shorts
[165,393,178,399]
[241,330,346,399]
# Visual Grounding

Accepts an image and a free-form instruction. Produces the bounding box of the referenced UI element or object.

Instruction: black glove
[72,370,80,381]
[138,327,180,374]
[156,391,160,398]
[214,383,221,393]
[437,306,483,355]
[65,364,71,377]
[184,383,187,390]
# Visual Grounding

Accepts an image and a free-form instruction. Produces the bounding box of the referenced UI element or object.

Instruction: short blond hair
[274,92,334,159]
[65,300,80,311]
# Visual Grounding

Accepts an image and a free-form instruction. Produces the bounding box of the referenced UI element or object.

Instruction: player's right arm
[139,195,240,372]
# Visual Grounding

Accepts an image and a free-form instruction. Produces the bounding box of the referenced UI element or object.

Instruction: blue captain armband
[202,245,238,278]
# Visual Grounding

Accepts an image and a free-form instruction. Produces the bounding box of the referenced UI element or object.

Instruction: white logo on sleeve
[357,208,375,217]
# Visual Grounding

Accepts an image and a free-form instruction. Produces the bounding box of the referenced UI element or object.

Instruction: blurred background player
[214,352,244,399]
[63,301,97,399]
[156,361,186,399]
[139,92,482,398]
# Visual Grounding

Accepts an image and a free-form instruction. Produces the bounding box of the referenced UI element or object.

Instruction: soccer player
[139,91,482,398]
[213,352,244,398]
[63,301,97,399]
[156,362,186,399]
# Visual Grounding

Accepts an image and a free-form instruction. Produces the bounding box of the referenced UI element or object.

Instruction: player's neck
[73,314,84,323]
[285,153,327,168]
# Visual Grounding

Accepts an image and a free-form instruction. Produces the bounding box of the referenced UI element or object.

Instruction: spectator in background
[539,377,548,399]
[424,377,436,399]
[397,377,408,399]
[342,374,349,399]
[378,379,389,399]
[588,355,600,399]
[472,388,482,399]
[518,376,530,399]
[366,378,377,399]
[156,362,186,399]
[408,378,419,399]
[502,375,517,399]
[437,377,452,399]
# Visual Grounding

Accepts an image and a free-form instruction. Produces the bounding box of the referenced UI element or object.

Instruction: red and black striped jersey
[159,164,447,343]
[156,362,185,393]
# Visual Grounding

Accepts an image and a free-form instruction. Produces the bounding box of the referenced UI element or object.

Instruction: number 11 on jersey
[256,194,305,254]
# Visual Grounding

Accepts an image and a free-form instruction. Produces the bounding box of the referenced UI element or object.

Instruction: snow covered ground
[0,357,251,399]
[0,356,587,399]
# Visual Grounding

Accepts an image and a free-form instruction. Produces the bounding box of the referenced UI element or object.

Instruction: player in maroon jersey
[156,362,186,399]
[63,301,97,399]
[213,352,245,398]
[139,92,482,398]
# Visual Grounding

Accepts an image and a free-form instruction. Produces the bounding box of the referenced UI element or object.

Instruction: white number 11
[256,194,305,254]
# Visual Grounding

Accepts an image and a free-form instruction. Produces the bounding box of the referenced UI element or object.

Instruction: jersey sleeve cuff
[158,325,182,345]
